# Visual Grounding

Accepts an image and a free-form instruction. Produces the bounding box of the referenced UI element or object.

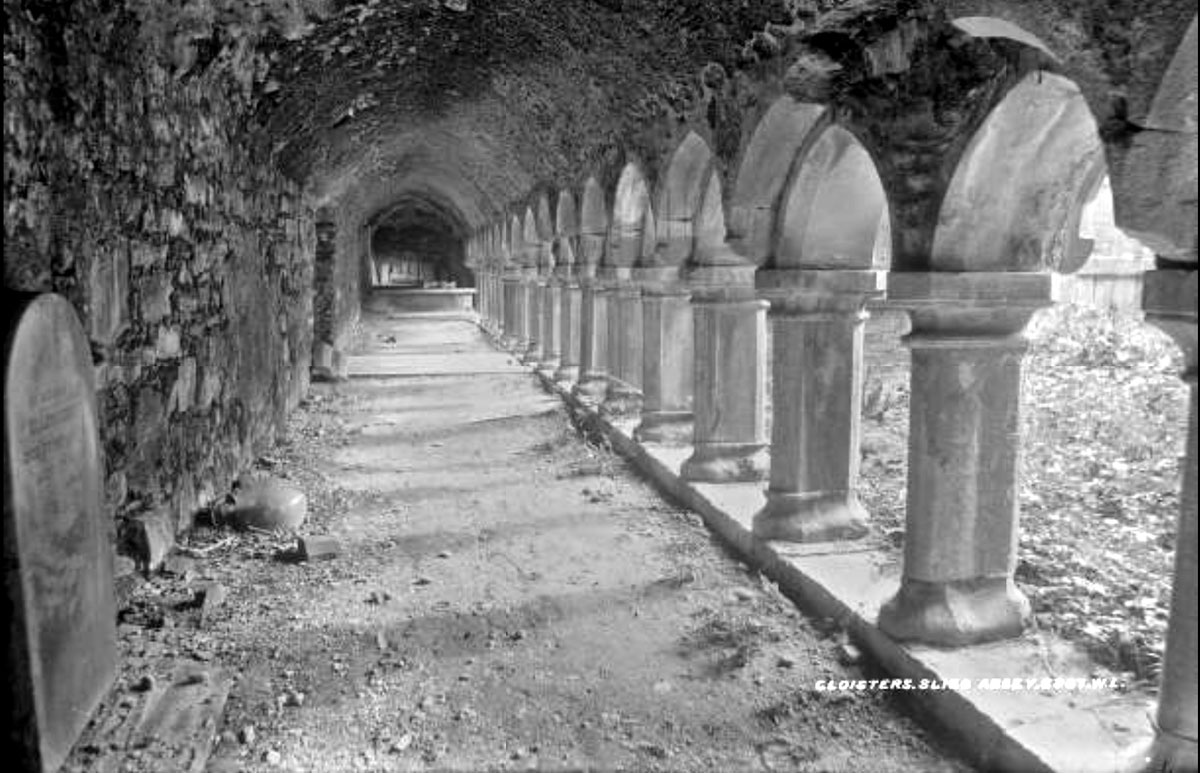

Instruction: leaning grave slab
[3,292,117,772]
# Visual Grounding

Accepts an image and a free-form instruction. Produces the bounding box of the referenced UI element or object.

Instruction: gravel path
[81,310,975,773]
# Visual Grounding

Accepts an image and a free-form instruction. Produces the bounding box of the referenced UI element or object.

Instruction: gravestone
[3,292,117,772]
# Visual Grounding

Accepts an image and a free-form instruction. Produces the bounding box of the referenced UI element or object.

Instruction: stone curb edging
[479,323,1157,773]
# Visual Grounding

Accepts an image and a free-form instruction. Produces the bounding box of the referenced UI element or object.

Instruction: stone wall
[4,1,316,538]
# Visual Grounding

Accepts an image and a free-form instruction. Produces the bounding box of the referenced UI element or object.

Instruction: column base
[878,577,1030,646]
[536,356,560,376]
[752,491,869,543]
[634,411,693,445]
[681,442,768,483]
[573,373,609,403]
[519,344,542,364]
[601,380,642,417]
[553,364,580,384]
[1119,730,1198,773]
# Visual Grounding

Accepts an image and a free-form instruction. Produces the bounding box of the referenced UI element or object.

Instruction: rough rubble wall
[4,1,316,536]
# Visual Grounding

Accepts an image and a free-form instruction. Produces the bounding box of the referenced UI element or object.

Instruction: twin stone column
[634,268,694,444]
[554,266,582,383]
[877,272,1049,646]
[753,269,882,541]
[681,265,769,482]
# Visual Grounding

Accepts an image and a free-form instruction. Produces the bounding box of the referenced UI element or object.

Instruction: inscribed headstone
[3,292,117,772]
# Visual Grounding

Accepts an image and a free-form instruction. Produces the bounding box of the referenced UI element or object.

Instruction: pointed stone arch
[932,71,1104,272]
[555,189,580,267]
[729,96,828,264]
[1109,15,1198,262]
[608,162,651,267]
[774,124,890,270]
[655,132,715,266]
[508,212,525,263]
[578,176,609,270]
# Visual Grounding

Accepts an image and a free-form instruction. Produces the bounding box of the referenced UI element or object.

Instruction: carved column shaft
[574,274,610,401]
[1128,269,1198,772]
[681,265,769,483]
[540,279,561,371]
[635,267,693,444]
[555,268,582,383]
[502,274,523,349]
[754,270,882,542]
[520,274,541,363]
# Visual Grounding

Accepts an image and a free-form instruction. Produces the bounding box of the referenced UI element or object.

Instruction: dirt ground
[70,311,975,773]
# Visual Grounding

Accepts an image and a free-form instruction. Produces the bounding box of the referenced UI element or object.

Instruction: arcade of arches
[4,0,1197,771]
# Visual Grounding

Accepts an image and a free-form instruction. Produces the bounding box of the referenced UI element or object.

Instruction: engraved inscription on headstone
[3,292,117,773]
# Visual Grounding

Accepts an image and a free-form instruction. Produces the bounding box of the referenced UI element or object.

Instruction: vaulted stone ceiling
[255,0,790,229]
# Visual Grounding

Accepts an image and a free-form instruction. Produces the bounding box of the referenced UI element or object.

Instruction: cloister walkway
[190,307,971,772]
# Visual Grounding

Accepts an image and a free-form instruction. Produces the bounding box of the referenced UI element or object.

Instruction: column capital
[886,271,1052,308]
[631,266,689,297]
[687,264,758,302]
[757,269,885,315]
[887,271,1052,338]
[596,265,633,284]
[1144,269,1198,378]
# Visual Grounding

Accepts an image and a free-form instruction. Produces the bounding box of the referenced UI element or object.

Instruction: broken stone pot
[224,476,308,531]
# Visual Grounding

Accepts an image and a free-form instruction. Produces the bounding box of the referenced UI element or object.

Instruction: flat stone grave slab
[4,292,117,772]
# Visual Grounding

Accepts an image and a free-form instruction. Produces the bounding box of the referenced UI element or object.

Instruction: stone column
[753,270,883,542]
[488,271,500,334]
[539,279,561,374]
[474,266,484,318]
[634,267,693,444]
[555,266,582,383]
[601,268,630,398]
[603,271,643,414]
[618,282,644,391]
[479,269,492,331]
[501,273,523,350]
[489,271,502,333]
[574,271,610,402]
[520,274,541,364]
[1126,269,1197,772]
[681,265,769,482]
[878,272,1050,646]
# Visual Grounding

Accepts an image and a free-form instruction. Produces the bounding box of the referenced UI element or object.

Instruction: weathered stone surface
[228,477,308,531]
[5,0,316,551]
[879,273,1051,646]
[635,275,694,445]
[754,271,882,543]
[3,292,116,773]
[127,666,232,773]
[682,282,769,483]
[299,535,341,561]
[124,509,177,573]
